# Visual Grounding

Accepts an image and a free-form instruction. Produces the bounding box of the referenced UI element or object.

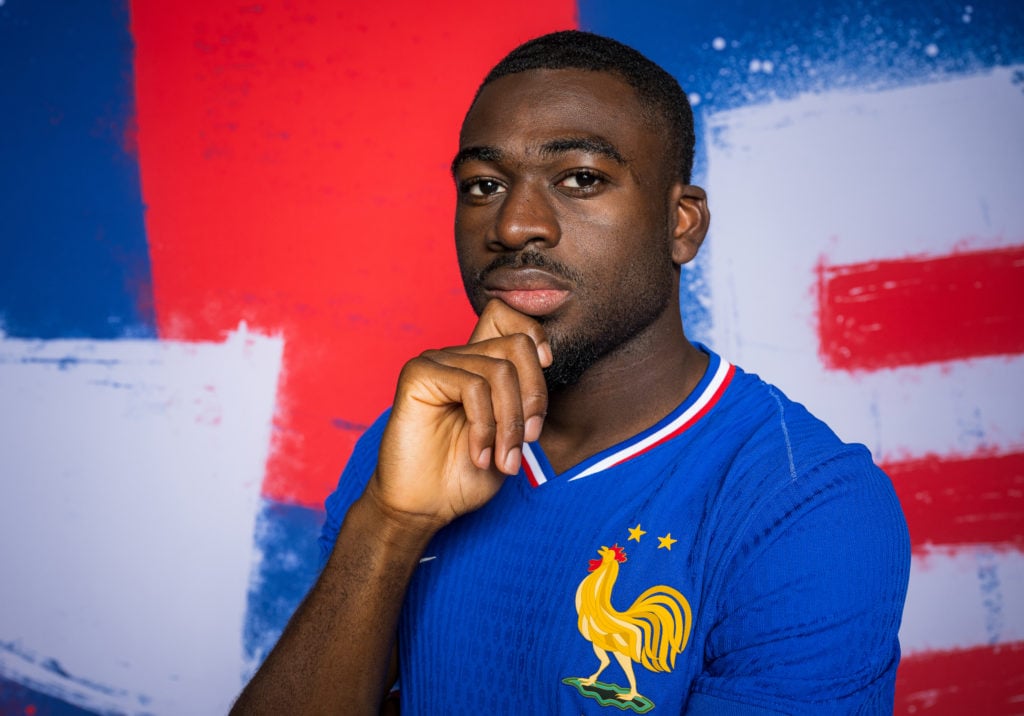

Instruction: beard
[539,272,673,390]
[539,325,601,389]
[465,250,676,391]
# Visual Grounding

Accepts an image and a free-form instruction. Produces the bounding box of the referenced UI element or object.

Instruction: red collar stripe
[522,443,545,487]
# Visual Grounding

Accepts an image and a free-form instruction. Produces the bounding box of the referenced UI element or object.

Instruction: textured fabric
[320,347,910,715]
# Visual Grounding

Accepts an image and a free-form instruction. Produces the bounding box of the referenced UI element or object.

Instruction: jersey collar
[521,349,734,487]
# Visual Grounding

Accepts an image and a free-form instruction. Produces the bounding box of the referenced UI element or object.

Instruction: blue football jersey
[320,347,910,714]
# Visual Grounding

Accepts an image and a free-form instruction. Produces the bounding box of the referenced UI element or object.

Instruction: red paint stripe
[883,451,1024,553]
[130,1,577,507]
[896,641,1024,714]
[817,245,1024,371]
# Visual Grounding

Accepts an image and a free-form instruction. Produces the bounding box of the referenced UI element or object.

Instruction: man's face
[452,69,682,388]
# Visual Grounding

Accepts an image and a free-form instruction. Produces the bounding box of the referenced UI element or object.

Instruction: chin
[543,332,600,389]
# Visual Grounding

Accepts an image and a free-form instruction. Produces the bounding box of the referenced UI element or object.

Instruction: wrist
[354,479,446,554]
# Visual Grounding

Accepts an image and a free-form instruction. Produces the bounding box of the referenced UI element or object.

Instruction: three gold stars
[626,524,677,551]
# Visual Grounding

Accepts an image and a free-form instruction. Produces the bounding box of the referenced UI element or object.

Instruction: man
[233,30,910,714]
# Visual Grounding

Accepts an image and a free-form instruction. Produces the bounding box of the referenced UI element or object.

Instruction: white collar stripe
[522,444,547,487]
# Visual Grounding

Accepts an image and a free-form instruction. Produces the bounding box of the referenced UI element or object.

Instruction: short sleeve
[689,452,911,714]
[316,409,391,567]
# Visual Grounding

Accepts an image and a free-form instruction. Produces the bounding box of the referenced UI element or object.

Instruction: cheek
[454,210,485,261]
[453,209,473,248]
[454,204,501,265]
[569,206,665,275]
[454,200,492,236]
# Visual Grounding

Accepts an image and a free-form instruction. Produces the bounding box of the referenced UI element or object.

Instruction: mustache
[475,251,584,285]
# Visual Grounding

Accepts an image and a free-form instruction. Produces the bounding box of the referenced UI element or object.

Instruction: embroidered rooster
[574,544,692,703]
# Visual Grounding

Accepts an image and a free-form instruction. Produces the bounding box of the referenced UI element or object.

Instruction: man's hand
[367,299,551,530]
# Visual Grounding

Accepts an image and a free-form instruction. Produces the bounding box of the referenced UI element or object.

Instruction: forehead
[459,69,655,159]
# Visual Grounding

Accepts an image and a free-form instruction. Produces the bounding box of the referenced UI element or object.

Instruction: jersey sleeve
[316,409,391,567]
[688,451,911,715]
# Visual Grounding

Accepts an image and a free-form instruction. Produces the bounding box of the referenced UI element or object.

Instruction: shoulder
[687,355,911,712]
[701,360,908,591]
[317,409,391,564]
[695,358,903,518]
[711,361,853,471]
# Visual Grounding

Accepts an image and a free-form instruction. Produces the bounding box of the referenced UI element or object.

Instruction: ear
[669,184,710,266]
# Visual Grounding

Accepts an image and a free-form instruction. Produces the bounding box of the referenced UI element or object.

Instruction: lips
[482,267,573,317]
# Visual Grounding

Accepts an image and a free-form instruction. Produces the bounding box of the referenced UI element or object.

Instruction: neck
[537,304,708,474]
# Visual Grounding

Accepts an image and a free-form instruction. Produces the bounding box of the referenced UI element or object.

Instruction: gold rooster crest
[563,543,692,712]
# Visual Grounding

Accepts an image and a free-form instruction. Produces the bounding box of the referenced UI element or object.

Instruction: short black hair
[473,30,695,184]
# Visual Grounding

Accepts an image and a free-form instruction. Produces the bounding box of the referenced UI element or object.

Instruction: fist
[368,300,551,529]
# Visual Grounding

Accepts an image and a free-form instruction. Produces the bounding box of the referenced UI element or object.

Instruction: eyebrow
[539,136,627,165]
[450,136,627,176]
[451,146,503,176]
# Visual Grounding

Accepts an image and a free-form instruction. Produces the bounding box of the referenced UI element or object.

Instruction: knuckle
[470,411,497,434]
[501,416,526,436]
[508,332,536,353]
[399,356,428,379]
[491,357,518,381]
[509,332,545,364]
[465,372,489,391]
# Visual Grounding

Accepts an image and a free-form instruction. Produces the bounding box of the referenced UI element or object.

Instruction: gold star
[627,524,646,542]
[657,533,678,550]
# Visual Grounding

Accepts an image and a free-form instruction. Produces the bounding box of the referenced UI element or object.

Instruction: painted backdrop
[1,0,1022,713]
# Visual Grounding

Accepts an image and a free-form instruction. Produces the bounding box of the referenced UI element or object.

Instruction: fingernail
[504,446,522,474]
[525,415,543,443]
[539,342,553,367]
[478,447,492,469]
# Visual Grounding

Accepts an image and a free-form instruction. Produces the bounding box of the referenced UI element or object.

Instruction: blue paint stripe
[243,499,325,678]
[0,676,97,716]
[0,0,155,339]
[580,0,1024,115]
[578,0,1024,345]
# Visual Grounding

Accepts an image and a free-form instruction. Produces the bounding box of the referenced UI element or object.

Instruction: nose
[491,182,560,251]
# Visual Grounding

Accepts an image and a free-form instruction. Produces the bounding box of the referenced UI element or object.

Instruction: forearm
[231,492,434,715]
[231,302,547,713]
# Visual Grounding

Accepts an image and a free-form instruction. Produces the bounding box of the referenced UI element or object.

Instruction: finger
[420,350,529,473]
[397,356,498,471]
[435,333,548,443]
[469,298,552,368]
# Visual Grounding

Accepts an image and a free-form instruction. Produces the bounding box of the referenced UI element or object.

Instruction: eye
[557,170,604,191]
[462,178,506,197]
